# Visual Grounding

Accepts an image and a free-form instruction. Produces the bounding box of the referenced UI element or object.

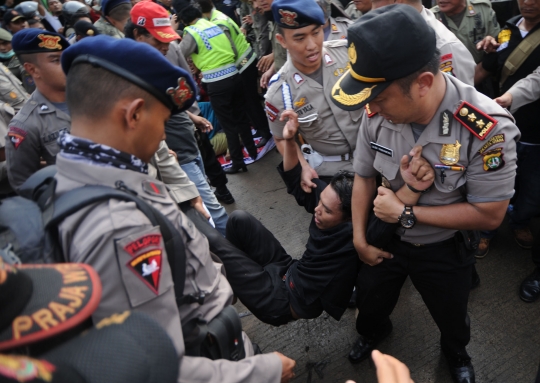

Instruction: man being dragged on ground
[222,109,359,326]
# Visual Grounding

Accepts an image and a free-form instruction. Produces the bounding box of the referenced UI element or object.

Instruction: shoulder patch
[498,29,511,44]
[323,39,348,49]
[482,148,505,171]
[268,73,280,86]
[440,53,455,77]
[454,101,497,140]
[142,180,167,197]
[324,53,334,65]
[7,127,27,149]
[124,234,162,256]
[293,73,304,85]
[478,133,505,154]
[127,249,163,294]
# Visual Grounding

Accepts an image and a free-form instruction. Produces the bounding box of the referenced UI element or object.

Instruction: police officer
[6,29,70,192]
[344,0,370,20]
[315,0,351,41]
[265,0,359,187]
[199,0,273,147]
[55,34,296,382]
[0,62,29,111]
[3,10,29,35]
[330,5,519,382]
[178,5,258,174]
[431,0,499,64]
[94,0,131,38]
[0,102,14,196]
[0,28,34,93]
[394,0,476,86]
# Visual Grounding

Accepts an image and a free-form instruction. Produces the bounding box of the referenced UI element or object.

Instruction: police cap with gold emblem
[12,28,70,55]
[331,4,436,111]
[61,35,196,114]
[272,0,325,29]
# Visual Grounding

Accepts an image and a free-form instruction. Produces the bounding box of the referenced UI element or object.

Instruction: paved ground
[222,149,540,383]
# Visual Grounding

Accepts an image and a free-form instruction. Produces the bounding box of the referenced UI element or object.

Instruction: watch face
[400,214,415,229]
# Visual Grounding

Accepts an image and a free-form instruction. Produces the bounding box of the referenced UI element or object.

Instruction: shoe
[214,186,235,204]
[255,136,269,148]
[348,320,393,364]
[448,359,475,383]
[513,227,534,249]
[519,268,540,303]
[224,164,248,174]
[248,149,258,161]
[474,238,490,258]
[471,267,480,290]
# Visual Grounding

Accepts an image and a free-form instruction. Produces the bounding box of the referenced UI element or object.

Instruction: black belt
[395,234,456,248]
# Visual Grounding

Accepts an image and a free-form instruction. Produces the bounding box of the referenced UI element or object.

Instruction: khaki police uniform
[5,89,71,191]
[54,154,283,383]
[422,6,475,86]
[506,65,540,113]
[0,102,14,194]
[326,16,350,40]
[265,39,362,176]
[94,17,125,39]
[431,0,500,63]
[0,63,29,111]
[344,2,363,20]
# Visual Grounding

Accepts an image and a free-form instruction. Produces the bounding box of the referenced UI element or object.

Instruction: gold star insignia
[467,113,477,122]
[476,119,485,129]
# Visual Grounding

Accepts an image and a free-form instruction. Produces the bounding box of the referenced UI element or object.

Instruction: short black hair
[17,53,38,66]
[395,48,441,97]
[66,62,155,119]
[178,5,202,24]
[197,0,214,13]
[124,18,151,39]
[108,2,131,20]
[329,170,354,220]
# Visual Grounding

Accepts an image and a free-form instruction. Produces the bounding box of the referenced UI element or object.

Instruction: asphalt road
[223,148,540,383]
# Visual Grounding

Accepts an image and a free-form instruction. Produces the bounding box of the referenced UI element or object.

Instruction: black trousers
[239,61,271,139]
[205,74,257,167]
[356,236,473,361]
[197,130,228,189]
[224,210,294,326]
[532,232,540,269]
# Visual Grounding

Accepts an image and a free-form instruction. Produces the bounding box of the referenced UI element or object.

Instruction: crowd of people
[0,0,539,381]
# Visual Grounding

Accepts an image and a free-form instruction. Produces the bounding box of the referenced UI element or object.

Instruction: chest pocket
[373,153,400,188]
[297,106,329,141]
[115,226,174,308]
[42,127,68,156]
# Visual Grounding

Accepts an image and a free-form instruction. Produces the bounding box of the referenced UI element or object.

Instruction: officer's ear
[124,98,147,130]
[415,71,435,98]
[276,33,286,49]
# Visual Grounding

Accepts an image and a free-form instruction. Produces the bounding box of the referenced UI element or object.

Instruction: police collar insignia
[331,23,337,32]
[293,73,304,84]
[439,110,451,136]
[142,180,167,197]
[40,104,49,111]
[454,101,497,140]
[324,53,334,65]
[440,140,461,165]
[279,9,299,27]
[166,78,194,108]
[37,34,63,50]
[365,103,376,118]
[127,249,163,294]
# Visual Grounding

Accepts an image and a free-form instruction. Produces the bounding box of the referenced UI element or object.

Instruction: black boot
[520,267,540,302]
[224,163,248,174]
[349,320,393,364]
[215,185,235,204]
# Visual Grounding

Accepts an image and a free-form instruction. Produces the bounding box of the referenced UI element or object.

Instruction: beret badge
[38,34,62,50]
[166,78,193,108]
[279,9,299,27]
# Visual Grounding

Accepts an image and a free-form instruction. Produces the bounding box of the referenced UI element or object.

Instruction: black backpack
[0,166,192,307]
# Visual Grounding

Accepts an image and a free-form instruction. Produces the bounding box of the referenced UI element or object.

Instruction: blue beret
[12,28,70,54]
[101,0,130,15]
[61,35,196,114]
[272,0,325,29]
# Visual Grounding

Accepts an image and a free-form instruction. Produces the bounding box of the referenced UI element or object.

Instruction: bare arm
[474,62,491,85]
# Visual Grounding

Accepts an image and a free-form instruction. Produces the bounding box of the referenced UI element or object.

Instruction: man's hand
[189,196,210,220]
[191,114,213,133]
[257,53,274,74]
[494,92,513,108]
[354,240,393,266]
[476,36,500,53]
[242,14,253,24]
[399,145,434,191]
[300,164,318,193]
[280,110,299,140]
[260,65,275,88]
[374,187,403,223]
[274,352,296,383]
[168,149,178,160]
[372,350,414,383]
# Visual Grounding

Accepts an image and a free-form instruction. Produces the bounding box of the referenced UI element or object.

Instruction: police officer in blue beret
[54,34,297,383]
[5,28,70,191]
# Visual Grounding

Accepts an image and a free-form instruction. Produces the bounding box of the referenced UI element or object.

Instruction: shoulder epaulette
[323,39,348,49]
[268,73,280,87]
[454,101,497,140]
[11,99,39,123]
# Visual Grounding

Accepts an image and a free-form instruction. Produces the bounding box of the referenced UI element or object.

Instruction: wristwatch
[398,205,416,229]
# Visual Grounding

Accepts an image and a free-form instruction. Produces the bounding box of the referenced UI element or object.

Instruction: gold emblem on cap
[278,9,299,27]
[459,107,468,116]
[440,140,461,165]
[37,34,62,50]
[348,43,357,65]
[467,113,476,122]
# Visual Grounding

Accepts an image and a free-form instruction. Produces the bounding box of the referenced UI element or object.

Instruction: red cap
[130,1,179,43]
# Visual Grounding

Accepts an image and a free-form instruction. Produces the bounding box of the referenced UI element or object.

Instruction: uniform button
[448,186,454,191]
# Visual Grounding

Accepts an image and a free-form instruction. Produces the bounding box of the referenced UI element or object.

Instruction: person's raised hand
[400,145,434,191]
[372,350,414,383]
[280,109,299,140]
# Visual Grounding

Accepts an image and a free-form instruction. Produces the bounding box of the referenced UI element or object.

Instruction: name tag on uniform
[370,142,393,157]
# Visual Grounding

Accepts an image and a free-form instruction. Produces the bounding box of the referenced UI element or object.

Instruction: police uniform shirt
[5,89,71,191]
[0,63,29,111]
[265,40,362,176]
[54,154,283,383]
[507,65,540,113]
[325,16,350,41]
[422,6,475,86]
[431,0,500,63]
[353,74,519,244]
[482,16,540,143]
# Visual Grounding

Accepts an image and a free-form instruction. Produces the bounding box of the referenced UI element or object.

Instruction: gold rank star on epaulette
[453,101,498,140]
